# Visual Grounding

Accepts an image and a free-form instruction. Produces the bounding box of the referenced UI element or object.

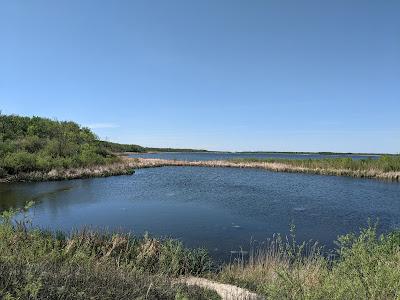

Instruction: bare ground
[181,276,264,300]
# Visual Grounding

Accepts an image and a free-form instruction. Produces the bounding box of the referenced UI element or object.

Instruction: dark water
[1,165,399,261]
[129,151,380,161]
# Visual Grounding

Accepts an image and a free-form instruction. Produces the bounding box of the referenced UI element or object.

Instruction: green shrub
[3,151,38,174]
[218,225,400,299]
[321,227,400,299]
[0,207,217,299]
[0,114,130,177]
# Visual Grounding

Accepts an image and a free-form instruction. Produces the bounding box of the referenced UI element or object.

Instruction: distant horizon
[1,1,399,153]
[1,111,398,155]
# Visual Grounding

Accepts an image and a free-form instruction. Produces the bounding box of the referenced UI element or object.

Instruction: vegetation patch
[126,157,400,181]
[0,204,218,300]
[1,205,399,299]
[0,114,121,178]
[230,156,400,173]
[217,224,400,299]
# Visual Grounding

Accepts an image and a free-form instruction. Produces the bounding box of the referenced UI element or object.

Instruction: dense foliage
[99,141,146,153]
[146,147,208,153]
[0,114,119,177]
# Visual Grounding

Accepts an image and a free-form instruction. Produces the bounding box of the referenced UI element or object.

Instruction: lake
[128,151,380,161]
[1,156,399,261]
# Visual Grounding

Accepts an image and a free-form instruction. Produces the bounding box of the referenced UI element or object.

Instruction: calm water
[1,164,399,261]
[129,152,380,161]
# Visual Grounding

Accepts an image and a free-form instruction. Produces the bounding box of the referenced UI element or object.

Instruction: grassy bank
[217,225,400,299]
[4,155,400,183]
[229,156,400,181]
[230,156,400,173]
[128,156,400,182]
[0,160,136,183]
[0,205,218,300]
[1,206,399,299]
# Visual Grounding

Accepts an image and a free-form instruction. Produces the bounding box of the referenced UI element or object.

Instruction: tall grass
[128,156,400,181]
[230,155,400,173]
[1,204,399,299]
[218,225,400,299]
[0,205,218,300]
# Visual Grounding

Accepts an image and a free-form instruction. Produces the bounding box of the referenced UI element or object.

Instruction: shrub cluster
[0,114,119,176]
[218,225,400,299]
[99,140,146,153]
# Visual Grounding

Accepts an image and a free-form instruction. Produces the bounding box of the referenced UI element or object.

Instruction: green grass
[217,224,400,299]
[1,205,399,299]
[0,205,219,300]
[230,155,400,173]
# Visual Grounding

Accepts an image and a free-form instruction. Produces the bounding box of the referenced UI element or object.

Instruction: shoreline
[132,158,400,182]
[1,157,399,183]
[0,160,136,183]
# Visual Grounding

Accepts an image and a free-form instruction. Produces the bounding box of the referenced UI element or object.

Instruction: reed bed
[130,156,400,182]
[0,159,135,183]
[217,226,400,299]
[0,205,218,300]
[2,204,399,299]
[3,156,400,182]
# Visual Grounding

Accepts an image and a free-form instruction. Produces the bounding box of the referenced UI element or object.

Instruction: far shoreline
[1,155,399,183]
[125,150,394,156]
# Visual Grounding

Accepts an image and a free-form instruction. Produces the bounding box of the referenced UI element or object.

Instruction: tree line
[0,114,119,176]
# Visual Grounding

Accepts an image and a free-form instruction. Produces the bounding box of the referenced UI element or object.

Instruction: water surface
[1,165,399,260]
[129,151,380,161]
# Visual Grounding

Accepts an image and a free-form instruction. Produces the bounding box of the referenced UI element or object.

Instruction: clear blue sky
[1,0,399,153]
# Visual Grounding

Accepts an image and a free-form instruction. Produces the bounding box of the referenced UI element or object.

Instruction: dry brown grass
[3,156,399,183]
[0,159,135,182]
[129,158,400,182]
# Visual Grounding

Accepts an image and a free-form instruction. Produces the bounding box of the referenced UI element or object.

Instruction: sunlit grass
[217,224,400,299]
[0,204,217,300]
[230,155,400,173]
[1,204,399,299]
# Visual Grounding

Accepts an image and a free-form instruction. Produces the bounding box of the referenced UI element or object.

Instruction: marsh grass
[0,205,218,300]
[6,155,400,183]
[228,156,400,181]
[231,156,400,173]
[131,156,400,181]
[217,225,400,299]
[1,205,399,299]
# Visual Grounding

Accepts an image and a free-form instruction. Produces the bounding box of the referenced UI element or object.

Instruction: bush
[0,114,129,177]
[3,151,37,174]
[218,226,400,299]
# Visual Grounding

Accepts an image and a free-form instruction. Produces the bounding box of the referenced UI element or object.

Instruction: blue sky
[1,0,399,153]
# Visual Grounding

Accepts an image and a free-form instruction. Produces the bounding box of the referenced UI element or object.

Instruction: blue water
[129,151,380,161]
[1,163,399,261]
